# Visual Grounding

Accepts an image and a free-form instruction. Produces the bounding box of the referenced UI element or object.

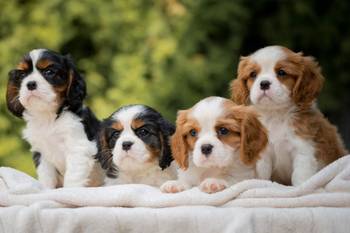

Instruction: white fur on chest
[22,111,97,175]
[258,110,317,184]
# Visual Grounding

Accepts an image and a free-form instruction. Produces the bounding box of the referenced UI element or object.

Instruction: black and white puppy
[6,48,104,188]
[95,105,176,186]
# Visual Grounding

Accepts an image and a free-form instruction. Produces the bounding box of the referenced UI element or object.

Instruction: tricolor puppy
[6,49,103,188]
[231,45,348,186]
[161,97,268,194]
[95,105,176,186]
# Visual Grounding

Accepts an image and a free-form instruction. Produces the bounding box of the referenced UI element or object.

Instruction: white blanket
[0,155,350,233]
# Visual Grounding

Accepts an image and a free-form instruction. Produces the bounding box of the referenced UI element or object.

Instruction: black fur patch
[32,151,41,168]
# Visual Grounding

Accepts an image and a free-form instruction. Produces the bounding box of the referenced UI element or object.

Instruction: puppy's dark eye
[250,71,257,79]
[217,127,229,136]
[277,69,287,77]
[43,68,56,77]
[111,130,121,139]
[138,128,150,137]
[189,129,197,137]
[19,71,27,79]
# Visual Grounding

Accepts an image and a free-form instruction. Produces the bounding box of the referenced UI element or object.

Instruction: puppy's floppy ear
[171,110,189,170]
[234,107,268,165]
[292,55,324,108]
[6,70,25,118]
[230,57,250,105]
[64,55,86,112]
[157,117,176,170]
[94,125,118,178]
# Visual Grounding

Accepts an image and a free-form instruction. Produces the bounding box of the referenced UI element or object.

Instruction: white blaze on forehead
[190,97,225,133]
[112,105,145,128]
[250,46,286,72]
[29,48,47,66]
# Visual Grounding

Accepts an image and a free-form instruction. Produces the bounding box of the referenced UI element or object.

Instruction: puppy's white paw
[199,178,228,194]
[160,180,190,193]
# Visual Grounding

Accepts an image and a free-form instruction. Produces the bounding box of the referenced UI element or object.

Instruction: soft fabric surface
[0,155,350,232]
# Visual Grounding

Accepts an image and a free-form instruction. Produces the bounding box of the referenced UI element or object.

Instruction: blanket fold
[1,155,350,208]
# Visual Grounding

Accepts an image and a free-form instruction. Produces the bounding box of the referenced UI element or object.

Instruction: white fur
[107,106,176,186]
[19,49,101,188]
[161,97,256,193]
[248,46,321,186]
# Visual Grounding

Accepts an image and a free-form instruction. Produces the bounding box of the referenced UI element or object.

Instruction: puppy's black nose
[27,81,37,91]
[260,80,271,90]
[201,144,213,157]
[122,141,134,151]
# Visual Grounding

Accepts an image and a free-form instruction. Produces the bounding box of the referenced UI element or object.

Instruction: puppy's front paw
[199,178,228,194]
[160,180,189,193]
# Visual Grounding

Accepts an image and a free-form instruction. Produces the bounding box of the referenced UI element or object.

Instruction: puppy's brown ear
[95,125,118,178]
[6,70,25,118]
[239,109,268,165]
[293,55,324,108]
[230,57,250,105]
[171,110,189,170]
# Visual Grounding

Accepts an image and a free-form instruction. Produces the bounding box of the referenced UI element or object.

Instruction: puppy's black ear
[6,70,25,118]
[64,55,86,112]
[94,126,118,178]
[157,117,175,170]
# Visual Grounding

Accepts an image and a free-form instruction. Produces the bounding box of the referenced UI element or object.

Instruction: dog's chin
[193,154,230,169]
[21,97,58,115]
[114,152,153,171]
[252,92,291,110]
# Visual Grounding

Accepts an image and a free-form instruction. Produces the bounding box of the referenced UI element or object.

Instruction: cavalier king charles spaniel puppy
[95,104,176,186]
[231,45,348,186]
[161,97,268,194]
[6,49,104,188]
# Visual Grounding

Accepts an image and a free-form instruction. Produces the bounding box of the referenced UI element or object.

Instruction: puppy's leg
[64,154,95,187]
[160,180,191,193]
[199,178,228,194]
[292,154,318,186]
[37,158,58,189]
[256,152,272,180]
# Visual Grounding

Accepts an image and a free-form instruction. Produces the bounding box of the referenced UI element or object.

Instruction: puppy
[95,104,176,186]
[231,45,348,186]
[6,49,104,188]
[161,97,268,194]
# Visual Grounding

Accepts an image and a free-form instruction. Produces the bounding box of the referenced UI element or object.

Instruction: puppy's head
[231,46,324,109]
[96,105,175,176]
[6,49,86,117]
[171,97,268,170]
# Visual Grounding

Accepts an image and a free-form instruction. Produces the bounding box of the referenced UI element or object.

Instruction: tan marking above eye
[16,61,29,71]
[111,121,124,131]
[131,118,145,129]
[36,59,54,69]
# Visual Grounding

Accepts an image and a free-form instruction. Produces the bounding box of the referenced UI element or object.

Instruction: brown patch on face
[230,56,261,105]
[36,59,54,70]
[221,102,268,165]
[131,118,145,129]
[293,110,348,166]
[171,109,201,169]
[111,121,123,131]
[16,60,30,71]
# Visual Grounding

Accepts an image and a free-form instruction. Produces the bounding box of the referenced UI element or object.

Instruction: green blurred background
[0,0,349,176]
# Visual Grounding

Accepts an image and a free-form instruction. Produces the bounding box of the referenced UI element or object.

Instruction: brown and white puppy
[161,97,268,194]
[6,49,103,188]
[231,45,348,186]
[95,105,176,186]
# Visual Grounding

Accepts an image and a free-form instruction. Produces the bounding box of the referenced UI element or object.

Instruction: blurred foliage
[0,0,349,176]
